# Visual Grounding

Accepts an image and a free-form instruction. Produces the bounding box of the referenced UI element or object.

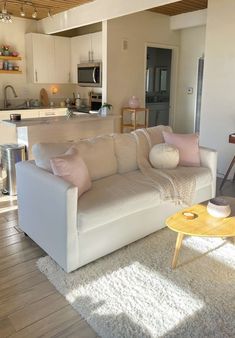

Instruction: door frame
[144,42,179,129]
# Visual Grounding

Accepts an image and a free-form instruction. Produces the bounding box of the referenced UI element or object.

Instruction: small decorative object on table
[182,211,197,220]
[207,197,231,218]
[98,103,112,116]
[128,96,140,108]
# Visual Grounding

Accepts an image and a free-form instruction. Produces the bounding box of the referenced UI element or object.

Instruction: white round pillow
[149,143,179,169]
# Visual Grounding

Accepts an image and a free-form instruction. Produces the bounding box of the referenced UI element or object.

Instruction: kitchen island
[2,113,120,159]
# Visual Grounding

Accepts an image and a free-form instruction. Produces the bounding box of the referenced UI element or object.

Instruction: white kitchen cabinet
[0,112,17,145]
[25,33,71,84]
[26,33,54,83]
[54,37,71,83]
[20,110,40,119]
[70,32,102,83]
[39,108,67,117]
[78,32,102,63]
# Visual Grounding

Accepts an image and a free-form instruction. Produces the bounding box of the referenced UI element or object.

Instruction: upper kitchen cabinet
[25,33,71,84]
[54,36,71,83]
[70,32,102,83]
[78,32,102,63]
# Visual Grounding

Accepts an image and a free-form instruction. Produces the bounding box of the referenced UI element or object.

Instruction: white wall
[0,17,76,107]
[200,0,235,178]
[106,11,180,131]
[175,25,206,133]
[170,9,207,30]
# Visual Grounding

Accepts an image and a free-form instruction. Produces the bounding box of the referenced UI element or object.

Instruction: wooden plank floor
[0,178,234,337]
[0,196,97,338]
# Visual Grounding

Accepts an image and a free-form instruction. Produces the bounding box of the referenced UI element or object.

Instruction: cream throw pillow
[149,143,179,169]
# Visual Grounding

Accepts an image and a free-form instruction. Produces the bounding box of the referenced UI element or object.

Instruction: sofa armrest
[199,146,217,197]
[16,161,79,272]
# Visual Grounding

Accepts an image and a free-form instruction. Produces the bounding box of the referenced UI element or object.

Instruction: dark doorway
[145,47,172,127]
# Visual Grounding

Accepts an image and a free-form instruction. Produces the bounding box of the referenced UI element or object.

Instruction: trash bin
[0,144,26,195]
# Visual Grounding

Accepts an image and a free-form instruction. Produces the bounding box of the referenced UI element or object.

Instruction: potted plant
[99,102,113,116]
[1,45,10,56]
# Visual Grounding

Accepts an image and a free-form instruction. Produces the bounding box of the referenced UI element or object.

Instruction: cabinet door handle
[35,70,38,82]
[93,67,97,83]
[68,72,71,83]
[45,112,56,116]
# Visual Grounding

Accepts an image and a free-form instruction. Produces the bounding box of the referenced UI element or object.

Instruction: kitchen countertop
[1,113,120,127]
[0,106,67,111]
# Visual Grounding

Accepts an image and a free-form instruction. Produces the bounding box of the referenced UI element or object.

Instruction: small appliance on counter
[10,113,21,121]
[90,93,102,111]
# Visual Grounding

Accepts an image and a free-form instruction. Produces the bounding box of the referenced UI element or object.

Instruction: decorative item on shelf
[1,45,10,56]
[12,51,19,57]
[128,96,140,109]
[7,62,13,70]
[3,61,8,70]
[98,103,112,116]
[207,197,231,218]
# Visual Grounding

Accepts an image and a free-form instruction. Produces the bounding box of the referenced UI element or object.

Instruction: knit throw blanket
[132,128,197,206]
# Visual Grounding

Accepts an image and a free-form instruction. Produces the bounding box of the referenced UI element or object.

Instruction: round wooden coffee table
[166,196,235,269]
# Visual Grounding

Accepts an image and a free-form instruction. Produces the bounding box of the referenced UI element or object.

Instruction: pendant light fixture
[0,1,54,22]
[20,4,25,17]
[0,1,12,23]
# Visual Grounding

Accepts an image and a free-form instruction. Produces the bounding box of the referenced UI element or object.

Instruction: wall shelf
[0,70,22,74]
[0,56,22,61]
[0,55,22,73]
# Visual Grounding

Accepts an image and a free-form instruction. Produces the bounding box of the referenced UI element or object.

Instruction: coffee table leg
[172,233,184,269]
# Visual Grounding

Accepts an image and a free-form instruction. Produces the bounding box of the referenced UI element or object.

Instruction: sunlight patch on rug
[37,228,235,338]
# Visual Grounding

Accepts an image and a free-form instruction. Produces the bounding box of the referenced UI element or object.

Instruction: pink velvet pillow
[50,147,92,197]
[162,131,200,167]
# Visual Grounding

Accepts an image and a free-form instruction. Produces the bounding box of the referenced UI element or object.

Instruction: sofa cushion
[114,133,138,173]
[149,143,179,169]
[146,125,172,146]
[77,171,161,232]
[50,147,92,197]
[162,131,200,167]
[32,142,70,171]
[77,166,212,233]
[32,135,117,180]
[74,135,117,181]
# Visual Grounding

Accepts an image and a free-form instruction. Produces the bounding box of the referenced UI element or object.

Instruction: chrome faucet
[4,85,18,109]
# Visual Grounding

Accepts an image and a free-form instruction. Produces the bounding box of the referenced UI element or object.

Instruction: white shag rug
[37,229,235,338]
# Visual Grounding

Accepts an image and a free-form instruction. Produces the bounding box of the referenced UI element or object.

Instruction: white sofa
[16,126,217,272]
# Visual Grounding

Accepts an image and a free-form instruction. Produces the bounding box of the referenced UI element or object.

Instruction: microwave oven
[77,62,102,87]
